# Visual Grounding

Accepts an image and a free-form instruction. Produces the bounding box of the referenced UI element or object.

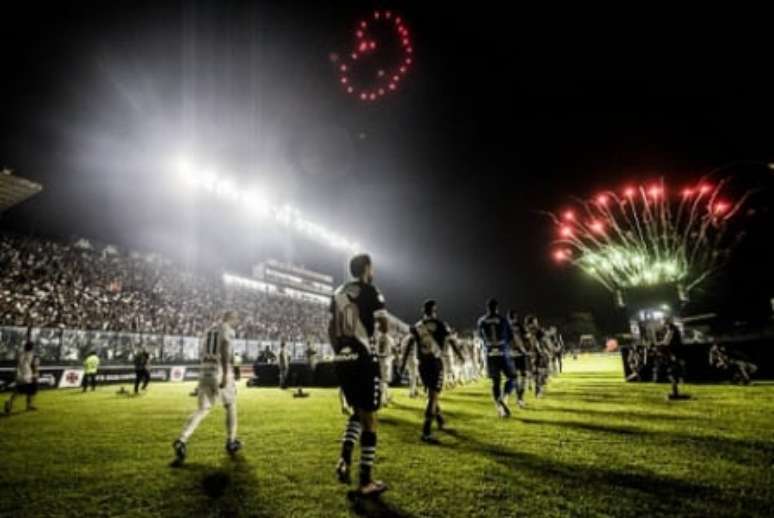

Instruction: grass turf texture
[1,354,772,517]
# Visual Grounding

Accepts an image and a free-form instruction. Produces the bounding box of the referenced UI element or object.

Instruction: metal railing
[0,326,334,364]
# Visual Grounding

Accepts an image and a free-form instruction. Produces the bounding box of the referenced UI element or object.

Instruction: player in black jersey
[507,310,528,408]
[329,254,390,497]
[400,300,464,444]
[660,317,690,400]
[525,315,549,398]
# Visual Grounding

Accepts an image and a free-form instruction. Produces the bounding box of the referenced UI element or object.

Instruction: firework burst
[548,177,754,296]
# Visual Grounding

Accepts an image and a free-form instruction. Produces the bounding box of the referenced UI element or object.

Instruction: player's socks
[226,438,243,455]
[4,400,11,414]
[172,439,187,463]
[496,399,511,418]
[336,458,352,484]
[503,377,515,399]
[340,415,361,466]
[422,401,434,437]
[435,410,445,430]
[491,380,502,402]
[359,431,377,487]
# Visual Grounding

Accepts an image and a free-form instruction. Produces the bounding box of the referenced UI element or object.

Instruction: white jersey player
[376,332,395,407]
[173,311,241,464]
[400,334,420,398]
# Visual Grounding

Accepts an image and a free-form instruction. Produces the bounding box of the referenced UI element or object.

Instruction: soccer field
[1,355,772,518]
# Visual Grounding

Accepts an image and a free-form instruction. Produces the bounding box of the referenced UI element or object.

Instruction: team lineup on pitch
[2,354,772,517]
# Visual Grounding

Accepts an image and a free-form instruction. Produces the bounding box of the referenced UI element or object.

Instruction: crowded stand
[0,233,332,360]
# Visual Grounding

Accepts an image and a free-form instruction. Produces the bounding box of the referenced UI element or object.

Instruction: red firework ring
[338,10,413,101]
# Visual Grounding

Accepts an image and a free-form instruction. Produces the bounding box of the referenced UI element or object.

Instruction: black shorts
[512,355,528,373]
[419,358,444,393]
[335,350,381,412]
[487,356,516,380]
[533,353,549,370]
[15,381,38,396]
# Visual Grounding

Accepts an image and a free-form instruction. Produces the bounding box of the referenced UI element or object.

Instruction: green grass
[1,354,773,517]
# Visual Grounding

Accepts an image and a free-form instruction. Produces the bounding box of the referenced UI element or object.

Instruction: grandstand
[0,169,42,214]
[0,232,408,383]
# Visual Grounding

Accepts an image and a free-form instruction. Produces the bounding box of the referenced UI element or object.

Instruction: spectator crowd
[0,233,329,342]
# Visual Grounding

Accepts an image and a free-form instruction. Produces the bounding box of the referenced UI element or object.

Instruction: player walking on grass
[133,347,151,394]
[399,334,420,398]
[478,299,517,417]
[400,299,464,444]
[507,310,528,408]
[525,315,550,398]
[330,253,390,497]
[4,339,40,414]
[172,310,242,464]
[661,317,690,400]
[376,331,394,407]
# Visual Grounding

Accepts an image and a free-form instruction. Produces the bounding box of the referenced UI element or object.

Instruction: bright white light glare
[174,163,362,254]
[172,155,193,176]
[223,272,329,305]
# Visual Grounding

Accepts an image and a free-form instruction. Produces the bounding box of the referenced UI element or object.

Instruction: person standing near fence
[278,340,290,389]
[133,347,151,394]
[82,351,100,392]
[4,339,40,414]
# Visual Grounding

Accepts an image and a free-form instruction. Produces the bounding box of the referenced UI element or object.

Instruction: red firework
[337,10,414,101]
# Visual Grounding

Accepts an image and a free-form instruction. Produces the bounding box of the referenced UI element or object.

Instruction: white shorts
[197,376,236,409]
[379,359,393,382]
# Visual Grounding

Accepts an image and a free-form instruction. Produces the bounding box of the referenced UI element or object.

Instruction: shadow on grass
[169,455,273,517]
[516,416,642,436]
[527,406,696,422]
[379,413,771,516]
[347,491,414,518]
[386,400,482,422]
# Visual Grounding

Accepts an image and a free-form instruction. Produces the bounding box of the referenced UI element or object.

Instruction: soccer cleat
[336,458,352,484]
[421,434,440,445]
[172,439,187,464]
[226,439,243,455]
[517,399,526,409]
[496,399,511,418]
[357,480,388,498]
[26,406,38,411]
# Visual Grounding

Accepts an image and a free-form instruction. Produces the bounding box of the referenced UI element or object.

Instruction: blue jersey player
[477,299,517,417]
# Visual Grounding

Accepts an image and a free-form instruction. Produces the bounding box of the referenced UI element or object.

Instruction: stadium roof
[0,170,43,213]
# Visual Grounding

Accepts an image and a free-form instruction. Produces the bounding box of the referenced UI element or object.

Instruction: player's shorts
[511,354,528,373]
[419,357,444,393]
[487,355,516,380]
[334,345,381,412]
[197,374,236,409]
[15,381,38,395]
[379,358,393,385]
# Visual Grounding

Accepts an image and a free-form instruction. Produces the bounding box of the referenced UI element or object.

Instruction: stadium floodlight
[171,162,363,254]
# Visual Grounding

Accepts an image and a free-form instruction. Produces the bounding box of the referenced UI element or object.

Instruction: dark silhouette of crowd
[0,233,328,341]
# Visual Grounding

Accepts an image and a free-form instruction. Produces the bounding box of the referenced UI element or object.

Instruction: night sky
[2,2,773,332]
